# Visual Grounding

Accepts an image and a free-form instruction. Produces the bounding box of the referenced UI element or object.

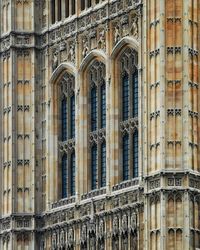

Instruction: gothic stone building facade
[0,0,200,249]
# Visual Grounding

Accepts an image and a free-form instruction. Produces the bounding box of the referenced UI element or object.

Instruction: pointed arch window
[59,73,76,199]
[88,61,106,190]
[120,48,139,181]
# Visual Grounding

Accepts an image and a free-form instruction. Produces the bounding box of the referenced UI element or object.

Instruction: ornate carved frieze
[149,179,160,190]
[167,178,182,187]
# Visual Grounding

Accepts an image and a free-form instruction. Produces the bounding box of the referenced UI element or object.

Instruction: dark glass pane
[133,71,138,117]
[123,135,129,181]
[101,83,106,128]
[81,0,85,10]
[62,155,67,198]
[71,0,76,14]
[91,86,97,131]
[88,0,91,7]
[91,145,97,190]
[62,99,67,141]
[101,142,106,187]
[51,0,55,23]
[65,0,69,17]
[122,74,129,121]
[71,153,76,196]
[58,0,62,21]
[133,131,138,178]
[70,95,75,138]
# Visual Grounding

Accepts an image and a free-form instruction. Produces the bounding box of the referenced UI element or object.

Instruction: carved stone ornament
[113,216,119,236]
[81,224,87,243]
[114,25,121,44]
[52,232,57,249]
[130,213,137,231]
[99,219,104,239]
[82,38,89,58]
[60,230,65,247]
[68,43,75,63]
[68,228,74,247]
[98,29,106,50]
[89,234,96,250]
[131,15,139,39]
[52,52,58,71]
[121,214,128,233]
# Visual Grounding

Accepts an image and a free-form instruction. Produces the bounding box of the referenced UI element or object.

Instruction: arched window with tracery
[120,48,139,181]
[88,61,106,190]
[59,73,76,199]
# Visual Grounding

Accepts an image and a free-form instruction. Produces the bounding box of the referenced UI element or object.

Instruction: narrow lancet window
[120,48,138,181]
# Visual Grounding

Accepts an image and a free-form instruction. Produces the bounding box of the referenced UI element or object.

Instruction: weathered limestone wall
[0,0,200,249]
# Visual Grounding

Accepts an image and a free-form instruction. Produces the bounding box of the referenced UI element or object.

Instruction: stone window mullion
[62,0,66,19]
[55,0,58,22]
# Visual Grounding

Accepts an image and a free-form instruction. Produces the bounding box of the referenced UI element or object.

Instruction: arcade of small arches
[51,44,139,201]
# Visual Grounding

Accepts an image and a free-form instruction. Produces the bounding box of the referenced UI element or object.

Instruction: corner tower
[143,0,200,249]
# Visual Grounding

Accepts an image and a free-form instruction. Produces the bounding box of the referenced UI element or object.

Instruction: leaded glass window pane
[58,0,62,21]
[133,71,138,117]
[101,83,106,128]
[62,99,67,141]
[51,0,55,23]
[101,142,106,187]
[120,48,138,181]
[123,135,129,181]
[71,153,76,196]
[70,95,75,138]
[62,155,67,198]
[72,0,76,14]
[91,145,97,190]
[122,73,129,121]
[81,0,85,10]
[133,131,138,178]
[65,0,69,17]
[91,86,97,131]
